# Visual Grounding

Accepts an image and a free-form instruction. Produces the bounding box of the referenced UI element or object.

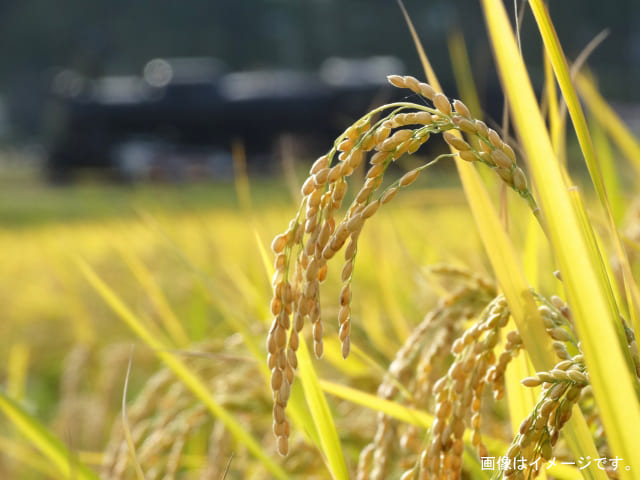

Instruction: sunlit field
[2,2,640,479]
[0,174,485,478]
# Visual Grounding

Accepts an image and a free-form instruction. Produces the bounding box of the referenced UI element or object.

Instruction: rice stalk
[120,346,145,480]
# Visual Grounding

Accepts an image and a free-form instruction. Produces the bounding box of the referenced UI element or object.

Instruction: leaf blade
[0,391,100,480]
[482,1,640,477]
[77,258,288,480]
[297,338,349,480]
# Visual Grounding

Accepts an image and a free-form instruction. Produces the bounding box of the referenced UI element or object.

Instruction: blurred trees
[0,0,637,139]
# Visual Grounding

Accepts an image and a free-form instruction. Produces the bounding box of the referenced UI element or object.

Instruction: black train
[45,57,407,181]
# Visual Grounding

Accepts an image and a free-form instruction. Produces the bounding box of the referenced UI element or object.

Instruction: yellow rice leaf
[528,0,640,347]
[506,216,545,475]
[319,379,491,479]
[121,347,145,480]
[482,1,640,477]
[7,344,29,402]
[576,73,640,179]
[297,338,349,480]
[447,29,482,119]
[399,3,609,478]
[447,28,497,190]
[77,259,288,480]
[320,379,579,479]
[0,391,100,480]
[589,115,625,224]
[116,243,191,347]
[543,52,566,163]
[0,436,55,478]
[320,379,432,428]
[253,228,274,281]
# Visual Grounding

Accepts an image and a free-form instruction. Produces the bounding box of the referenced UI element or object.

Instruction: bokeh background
[1,0,639,152]
[0,1,639,479]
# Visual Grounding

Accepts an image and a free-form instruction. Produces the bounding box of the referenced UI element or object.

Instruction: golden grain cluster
[265,72,640,477]
[3,3,640,477]
[266,75,545,456]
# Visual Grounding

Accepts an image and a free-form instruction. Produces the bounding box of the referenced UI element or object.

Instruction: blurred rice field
[3,3,640,476]
[0,172,506,478]
[1,131,638,479]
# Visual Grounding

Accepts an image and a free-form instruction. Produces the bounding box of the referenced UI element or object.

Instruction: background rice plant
[1,2,639,479]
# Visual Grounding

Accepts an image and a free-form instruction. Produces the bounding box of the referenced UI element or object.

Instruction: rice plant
[1,2,639,480]
[265,1,640,478]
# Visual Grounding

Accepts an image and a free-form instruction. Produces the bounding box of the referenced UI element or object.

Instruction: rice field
[3,1,640,479]
[0,176,482,478]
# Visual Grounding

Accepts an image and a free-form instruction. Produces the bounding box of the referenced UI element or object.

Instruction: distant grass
[0,173,476,478]
[0,153,464,228]
[0,180,293,227]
